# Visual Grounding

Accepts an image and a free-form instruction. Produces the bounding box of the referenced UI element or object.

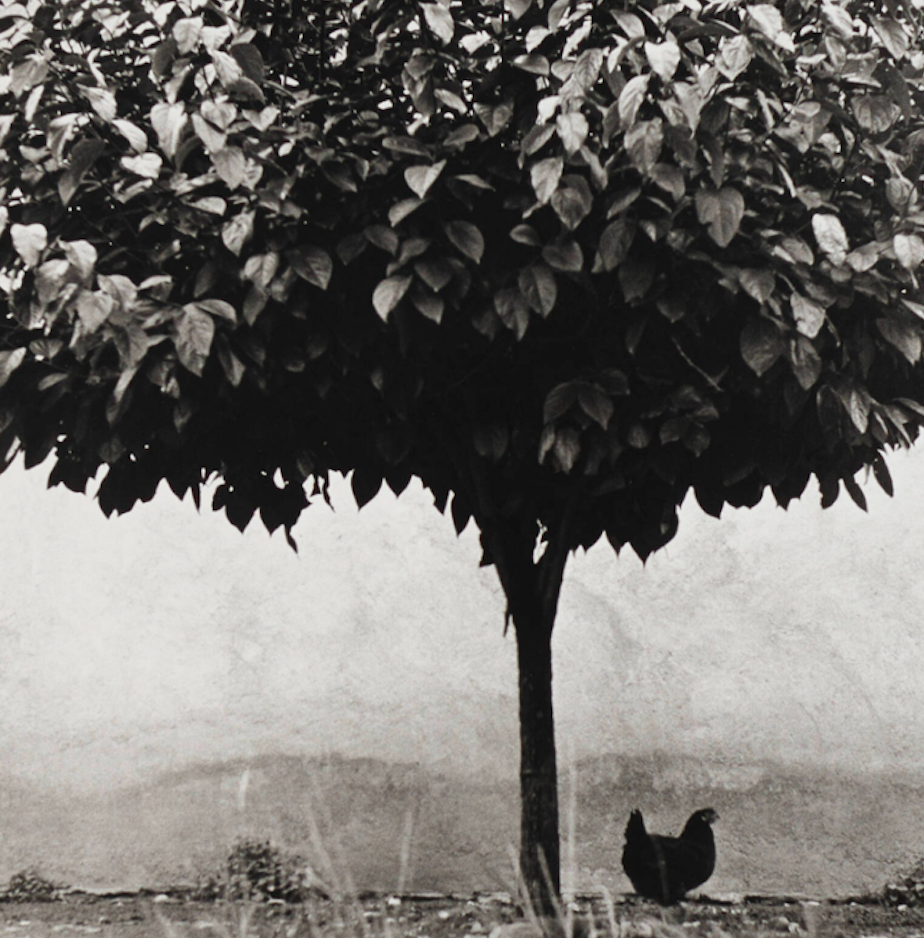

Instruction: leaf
[619,257,654,302]
[518,265,557,318]
[715,35,753,80]
[414,258,453,292]
[404,160,446,198]
[739,269,775,303]
[211,50,244,87]
[625,119,663,175]
[556,112,588,155]
[112,119,148,152]
[230,44,265,83]
[552,427,581,472]
[289,245,333,291]
[475,101,513,137]
[672,81,706,131]
[811,213,849,264]
[243,253,279,289]
[851,96,897,134]
[217,337,246,387]
[577,384,614,428]
[79,86,117,122]
[551,176,593,230]
[494,287,530,339]
[513,54,550,76]
[63,240,98,280]
[192,298,237,324]
[510,225,541,246]
[791,293,825,338]
[221,210,255,256]
[444,124,480,149]
[10,55,48,98]
[473,423,509,461]
[76,290,115,332]
[11,223,47,268]
[421,3,454,43]
[530,156,563,204]
[873,454,894,496]
[843,475,868,512]
[506,0,534,20]
[150,102,188,159]
[822,2,855,39]
[593,217,636,272]
[173,16,203,54]
[650,163,685,201]
[211,146,246,189]
[695,188,745,248]
[59,138,106,206]
[351,467,383,508]
[832,380,871,434]
[846,242,881,272]
[411,290,444,323]
[373,274,413,320]
[618,75,650,128]
[121,153,162,179]
[789,335,822,390]
[389,198,424,227]
[444,221,484,263]
[0,349,26,389]
[644,41,681,82]
[740,317,784,375]
[870,15,908,60]
[877,317,922,364]
[542,240,583,272]
[176,307,216,376]
[194,197,227,215]
[192,113,227,152]
[747,5,788,46]
[894,233,924,270]
[201,100,237,130]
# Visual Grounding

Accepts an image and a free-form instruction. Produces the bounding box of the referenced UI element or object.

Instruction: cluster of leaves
[3,868,61,902]
[224,839,317,903]
[2,0,924,562]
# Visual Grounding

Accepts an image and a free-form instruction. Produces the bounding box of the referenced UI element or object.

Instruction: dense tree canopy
[3,0,924,910]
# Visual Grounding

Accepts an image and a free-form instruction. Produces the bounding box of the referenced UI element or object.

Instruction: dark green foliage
[5,869,61,902]
[1,0,923,553]
[225,839,315,903]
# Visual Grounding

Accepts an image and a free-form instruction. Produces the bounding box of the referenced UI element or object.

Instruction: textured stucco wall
[2,446,924,896]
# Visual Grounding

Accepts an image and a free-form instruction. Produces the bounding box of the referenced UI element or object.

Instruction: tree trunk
[473,498,572,916]
[515,615,560,916]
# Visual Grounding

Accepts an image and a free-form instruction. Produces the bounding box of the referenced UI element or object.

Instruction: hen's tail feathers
[624,808,646,842]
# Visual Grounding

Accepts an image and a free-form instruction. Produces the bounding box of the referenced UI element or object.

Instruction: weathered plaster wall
[2,446,924,897]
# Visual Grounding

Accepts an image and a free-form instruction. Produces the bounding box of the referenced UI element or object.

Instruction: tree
[2,0,924,912]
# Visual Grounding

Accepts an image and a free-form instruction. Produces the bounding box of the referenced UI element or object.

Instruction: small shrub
[5,869,60,902]
[882,858,924,906]
[226,839,313,903]
[187,871,225,902]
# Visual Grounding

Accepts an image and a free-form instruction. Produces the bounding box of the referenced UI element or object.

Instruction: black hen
[621,808,718,905]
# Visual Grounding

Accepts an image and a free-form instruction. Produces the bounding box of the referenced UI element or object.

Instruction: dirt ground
[2,894,924,938]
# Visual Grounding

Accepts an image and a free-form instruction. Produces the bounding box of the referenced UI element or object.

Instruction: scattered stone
[489,922,544,938]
